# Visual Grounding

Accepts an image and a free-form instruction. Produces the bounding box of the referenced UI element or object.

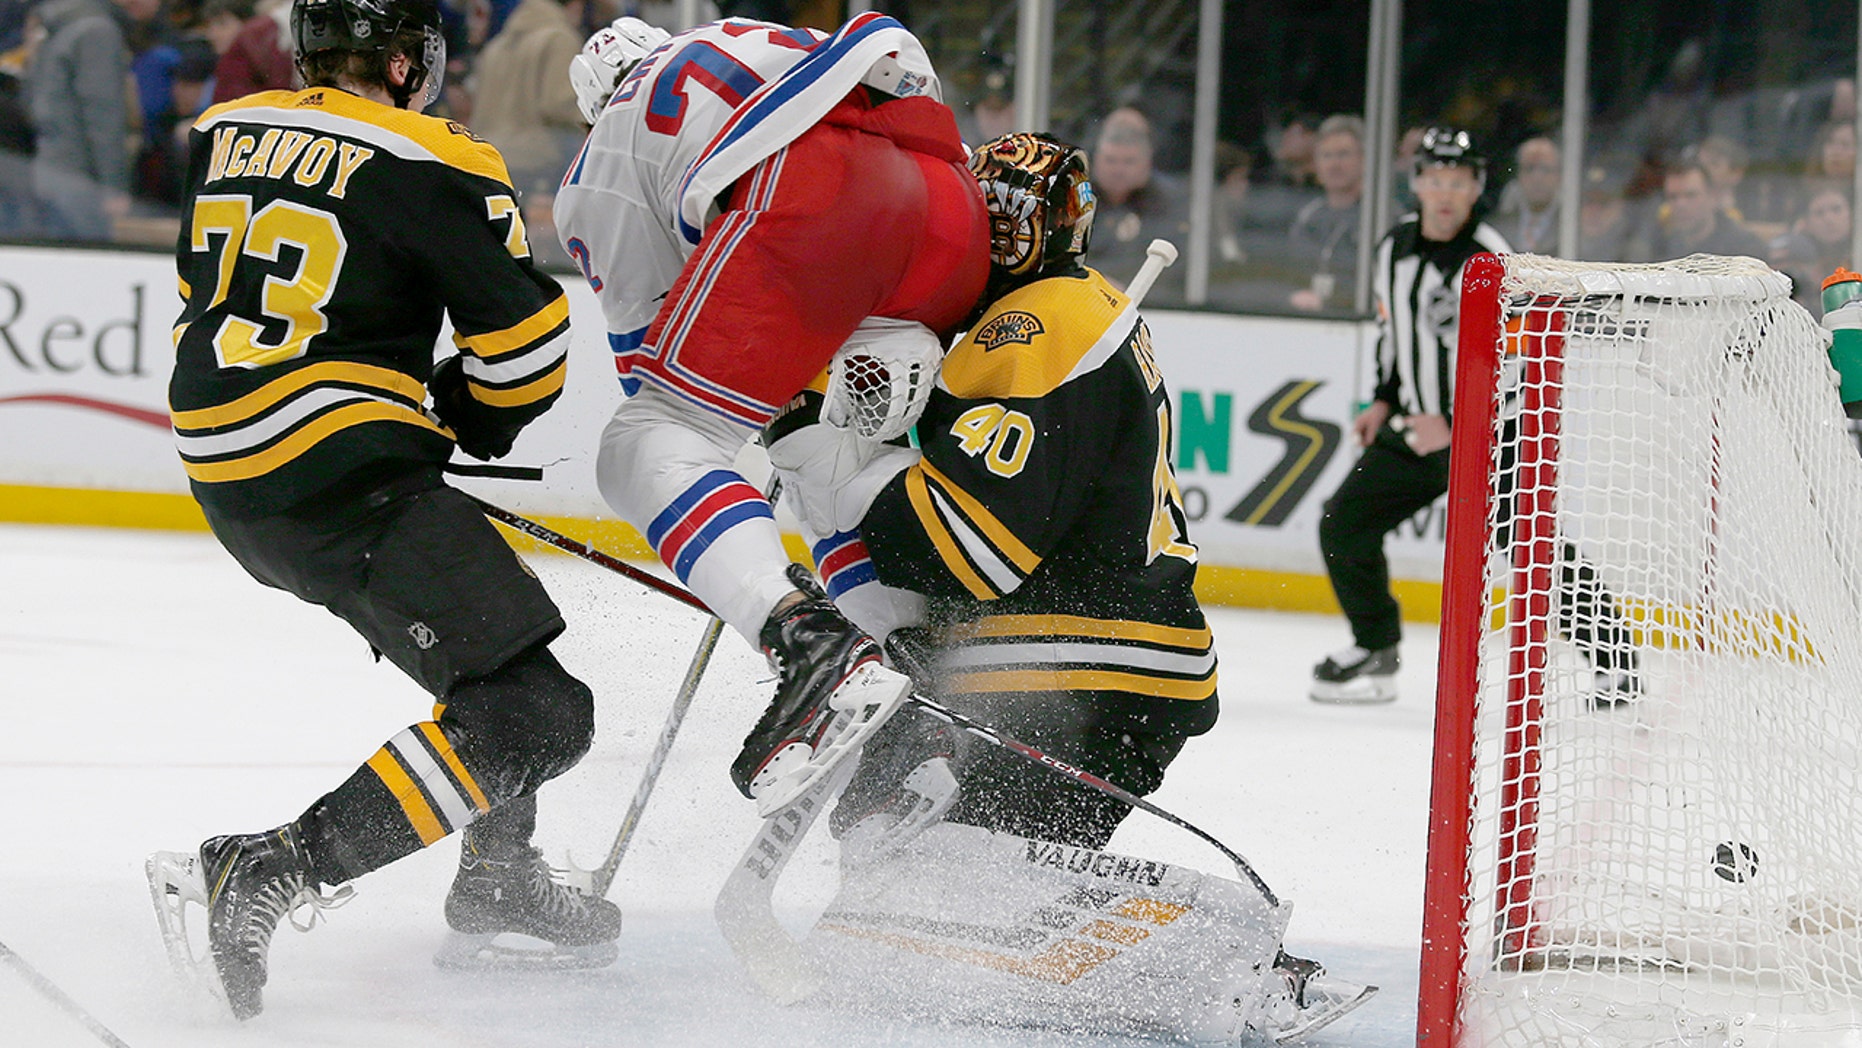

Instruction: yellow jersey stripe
[455,294,570,358]
[905,467,996,599]
[365,748,447,845]
[946,667,1218,701]
[170,360,428,430]
[916,459,1042,575]
[181,402,446,483]
[417,721,490,815]
[470,358,567,408]
[946,614,1213,650]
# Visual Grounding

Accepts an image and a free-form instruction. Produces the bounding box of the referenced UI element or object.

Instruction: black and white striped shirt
[1370,216,1512,420]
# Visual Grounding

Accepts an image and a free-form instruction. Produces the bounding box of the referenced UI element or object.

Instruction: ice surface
[0,524,1439,1046]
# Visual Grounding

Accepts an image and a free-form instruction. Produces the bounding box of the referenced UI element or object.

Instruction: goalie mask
[570,17,671,125]
[292,0,446,111]
[967,132,1095,282]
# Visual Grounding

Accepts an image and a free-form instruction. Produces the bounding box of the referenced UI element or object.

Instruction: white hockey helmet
[569,16,671,125]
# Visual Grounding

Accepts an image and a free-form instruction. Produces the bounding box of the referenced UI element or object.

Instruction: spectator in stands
[1644,156,1766,261]
[28,0,129,240]
[1087,105,1189,303]
[1770,181,1852,314]
[1286,114,1363,312]
[0,2,40,236]
[470,0,605,268]
[1577,158,1642,263]
[958,51,1014,147]
[1693,135,1750,222]
[1810,118,1857,184]
[1213,140,1252,265]
[1250,110,1319,238]
[1492,135,1560,256]
[210,0,293,103]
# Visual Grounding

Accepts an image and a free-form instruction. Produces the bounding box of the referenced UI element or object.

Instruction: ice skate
[1257,950,1379,1043]
[733,564,910,816]
[147,826,351,1020]
[1309,644,1400,704]
[436,841,622,971]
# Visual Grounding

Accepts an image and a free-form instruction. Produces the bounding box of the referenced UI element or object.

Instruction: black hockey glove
[430,354,523,461]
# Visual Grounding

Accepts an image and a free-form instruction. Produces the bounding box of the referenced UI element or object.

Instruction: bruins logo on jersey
[976,310,1044,351]
[446,121,486,143]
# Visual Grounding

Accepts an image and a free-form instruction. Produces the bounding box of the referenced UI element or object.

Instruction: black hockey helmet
[968,132,1096,283]
[1413,125,1487,178]
[292,0,446,110]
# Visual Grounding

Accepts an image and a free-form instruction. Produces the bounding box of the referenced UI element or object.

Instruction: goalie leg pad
[805,821,1300,1041]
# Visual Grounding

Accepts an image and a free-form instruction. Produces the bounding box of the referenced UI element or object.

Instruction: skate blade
[146,850,235,1014]
[1273,981,1379,1043]
[753,662,909,818]
[1308,678,1397,705]
[433,931,619,972]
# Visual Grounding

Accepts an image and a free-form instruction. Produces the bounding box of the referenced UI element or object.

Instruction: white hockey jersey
[554,14,942,379]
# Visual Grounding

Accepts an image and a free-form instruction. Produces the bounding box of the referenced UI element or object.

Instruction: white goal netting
[1448,254,1862,1047]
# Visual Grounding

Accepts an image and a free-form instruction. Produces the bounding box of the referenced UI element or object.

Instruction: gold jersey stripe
[365,748,447,846]
[905,467,995,600]
[945,614,1212,651]
[916,459,1041,575]
[417,721,489,815]
[818,923,1119,985]
[470,358,567,408]
[181,401,446,483]
[941,270,1129,399]
[170,360,427,430]
[945,667,1217,701]
[454,294,570,358]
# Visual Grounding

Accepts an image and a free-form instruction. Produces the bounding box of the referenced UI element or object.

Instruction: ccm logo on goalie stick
[741,792,824,880]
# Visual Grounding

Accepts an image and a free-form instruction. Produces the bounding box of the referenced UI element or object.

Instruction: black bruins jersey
[169,88,571,517]
[861,267,1217,735]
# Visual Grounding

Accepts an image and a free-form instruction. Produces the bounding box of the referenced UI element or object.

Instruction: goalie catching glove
[763,319,942,538]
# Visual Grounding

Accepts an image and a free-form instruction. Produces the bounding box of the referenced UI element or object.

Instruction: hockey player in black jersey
[759,132,1372,1043]
[146,0,618,1021]
[767,131,1214,850]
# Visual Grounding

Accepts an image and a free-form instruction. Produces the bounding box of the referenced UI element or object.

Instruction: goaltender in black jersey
[766,131,1214,850]
[169,85,569,517]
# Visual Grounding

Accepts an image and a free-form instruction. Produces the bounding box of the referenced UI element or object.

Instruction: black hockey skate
[147,826,351,1020]
[1309,644,1400,704]
[732,564,909,816]
[436,842,622,971]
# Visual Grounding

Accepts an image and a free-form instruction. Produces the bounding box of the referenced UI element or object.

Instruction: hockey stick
[573,615,726,898]
[468,494,709,614]
[0,938,132,1048]
[1125,238,1179,305]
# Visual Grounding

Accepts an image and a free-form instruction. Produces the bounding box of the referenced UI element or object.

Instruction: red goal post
[1418,252,1862,1047]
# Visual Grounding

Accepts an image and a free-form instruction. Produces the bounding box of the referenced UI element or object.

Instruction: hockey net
[1420,253,1862,1047]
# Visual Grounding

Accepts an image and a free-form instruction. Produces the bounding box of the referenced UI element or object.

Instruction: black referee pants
[1318,426,1449,651]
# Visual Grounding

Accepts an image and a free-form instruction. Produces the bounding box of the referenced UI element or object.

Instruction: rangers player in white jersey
[556,14,991,814]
